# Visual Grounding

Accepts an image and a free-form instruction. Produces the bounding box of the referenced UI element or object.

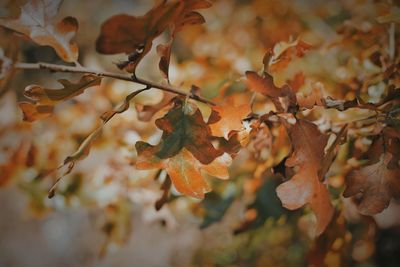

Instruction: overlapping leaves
[96,0,212,75]
[135,98,232,198]
[0,0,79,62]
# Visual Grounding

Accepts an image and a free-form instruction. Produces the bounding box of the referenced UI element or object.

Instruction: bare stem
[15,62,215,106]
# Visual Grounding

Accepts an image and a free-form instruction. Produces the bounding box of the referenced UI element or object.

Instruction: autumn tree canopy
[0,0,399,266]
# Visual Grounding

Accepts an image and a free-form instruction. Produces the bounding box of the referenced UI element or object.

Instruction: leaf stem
[15,62,215,106]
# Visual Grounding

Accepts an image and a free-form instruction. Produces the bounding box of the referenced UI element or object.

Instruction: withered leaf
[318,125,348,180]
[96,1,183,73]
[20,74,101,121]
[276,119,334,235]
[209,103,251,139]
[157,42,172,81]
[245,71,284,98]
[267,39,312,72]
[18,102,53,122]
[63,127,102,166]
[156,0,211,80]
[245,71,296,112]
[101,87,150,123]
[138,99,222,165]
[136,146,231,199]
[135,92,174,122]
[343,135,400,215]
[0,0,79,62]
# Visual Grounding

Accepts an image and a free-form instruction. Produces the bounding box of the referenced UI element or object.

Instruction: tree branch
[15,62,215,106]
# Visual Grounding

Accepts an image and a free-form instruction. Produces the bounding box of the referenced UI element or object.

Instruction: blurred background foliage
[1,0,400,266]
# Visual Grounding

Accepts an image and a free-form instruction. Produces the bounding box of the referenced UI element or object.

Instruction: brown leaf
[157,42,172,81]
[136,146,231,199]
[156,0,211,80]
[136,99,222,165]
[18,102,53,122]
[343,135,400,215]
[20,74,101,121]
[96,1,183,73]
[276,119,334,235]
[0,0,79,62]
[296,86,324,109]
[101,87,150,123]
[135,92,174,122]
[209,103,251,139]
[245,71,296,112]
[245,71,284,98]
[268,39,312,72]
[318,125,348,180]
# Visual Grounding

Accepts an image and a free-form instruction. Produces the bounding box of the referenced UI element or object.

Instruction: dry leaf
[96,1,183,73]
[343,135,400,215]
[136,98,222,165]
[209,103,251,139]
[136,146,231,199]
[276,119,334,235]
[0,0,79,62]
[19,74,101,121]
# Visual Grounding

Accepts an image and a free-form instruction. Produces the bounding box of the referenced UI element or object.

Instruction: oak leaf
[343,135,400,215]
[156,0,211,80]
[96,1,183,73]
[245,71,284,98]
[0,0,79,62]
[19,74,101,121]
[135,92,174,122]
[209,103,251,139]
[276,119,334,235]
[245,71,296,112]
[138,99,222,165]
[136,145,231,199]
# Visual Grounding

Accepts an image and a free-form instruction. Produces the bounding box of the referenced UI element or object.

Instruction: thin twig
[15,62,215,106]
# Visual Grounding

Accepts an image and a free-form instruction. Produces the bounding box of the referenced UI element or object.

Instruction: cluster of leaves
[1,0,400,265]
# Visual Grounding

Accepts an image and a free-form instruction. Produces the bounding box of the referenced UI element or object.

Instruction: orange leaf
[276,119,334,235]
[343,135,400,215]
[0,0,79,62]
[136,147,231,199]
[245,71,283,98]
[20,74,101,121]
[209,103,251,139]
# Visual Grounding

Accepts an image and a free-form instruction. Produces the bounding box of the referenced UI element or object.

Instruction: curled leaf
[96,1,183,73]
[0,0,79,62]
[20,74,101,121]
